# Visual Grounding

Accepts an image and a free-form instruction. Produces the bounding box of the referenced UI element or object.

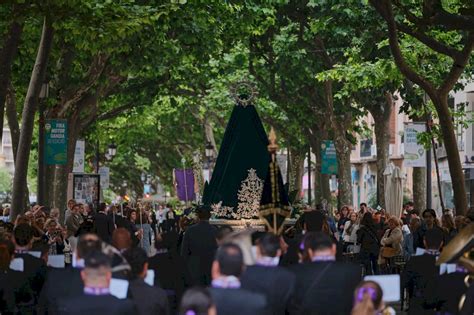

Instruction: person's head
[0,239,15,271]
[424,228,444,250]
[422,209,437,227]
[49,208,60,220]
[256,233,281,258]
[353,280,384,312]
[387,217,400,230]
[304,210,326,232]
[441,213,455,231]
[98,203,107,213]
[76,233,101,260]
[81,251,112,288]
[454,215,467,230]
[180,287,216,315]
[409,217,421,233]
[372,212,382,224]
[406,201,414,211]
[360,203,367,212]
[13,223,34,249]
[72,204,81,214]
[340,206,349,217]
[166,210,175,220]
[212,243,244,279]
[196,205,211,221]
[216,226,233,245]
[3,207,10,217]
[112,228,132,251]
[128,210,137,222]
[123,247,148,280]
[360,212,375,228]
[67,199,76,210]
[349,212,358,223]
[303,231,336,260]
[45,218,58,234]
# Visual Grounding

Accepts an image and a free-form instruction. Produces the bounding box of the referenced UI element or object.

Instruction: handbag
[381,246,397,258]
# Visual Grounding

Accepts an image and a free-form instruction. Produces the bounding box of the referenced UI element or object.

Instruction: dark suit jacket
[209,287,267,315]
[38,267,83,315]
[0,269,29,314]
[15,253,47,299]
[241,265,295,315]
[94,212,115,243]
[180,221,217,286]
[148,252,187,299]
[402,254,439,314]
[56,294,135,315]
[127,278,169,315]
[289,261,361,315]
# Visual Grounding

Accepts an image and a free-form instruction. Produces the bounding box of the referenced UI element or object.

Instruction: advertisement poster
[73,174,100,206]
[404,123,426,167]
[73,140,85,173]
[45,119,68,165]
[321,140,338,175]
[99,166,110,190]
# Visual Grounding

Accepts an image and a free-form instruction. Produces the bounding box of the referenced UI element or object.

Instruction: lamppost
[95,142,117,173]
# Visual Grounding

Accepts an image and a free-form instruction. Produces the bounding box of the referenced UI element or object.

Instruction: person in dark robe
[241,233,295,315]
[38,233,102,315]
[209,243,267,315]
[289,232,361,315]
[180,205,217,286]
[93,203,115,244]
[56,251,135,315]
[12,223,48,308]
[402,228,443,314]
[148,232,187,312]
[123,247,169,315]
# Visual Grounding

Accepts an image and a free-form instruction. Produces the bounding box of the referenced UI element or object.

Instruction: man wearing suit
[93,203,115,244]
[56,251,135,315]
[402,228,444,314]
[241,233,295,315]
[210,243,267,315]
[123,247,169,315]
[12,223,48,305]
[38,233,102,315]
[289,232,361,315]
[180,205,217,286]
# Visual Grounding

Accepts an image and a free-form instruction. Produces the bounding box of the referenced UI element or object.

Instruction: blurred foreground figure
[56,251,135,315]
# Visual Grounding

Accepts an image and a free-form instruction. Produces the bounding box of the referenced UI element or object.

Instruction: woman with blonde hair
[380,216,403,273]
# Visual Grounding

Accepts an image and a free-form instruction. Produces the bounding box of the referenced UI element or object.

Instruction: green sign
[321,140,338,175]
[45,119,68,165]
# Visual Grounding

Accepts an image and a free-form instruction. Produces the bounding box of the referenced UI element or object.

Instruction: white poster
[99,166,110,190]
[73,140,85,173]
[404,123,426,167]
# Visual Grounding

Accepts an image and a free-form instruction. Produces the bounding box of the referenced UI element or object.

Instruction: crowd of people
[0,199,472,315]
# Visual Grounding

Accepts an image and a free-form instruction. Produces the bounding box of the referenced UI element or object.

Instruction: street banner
[404,122,426,167]
[45,119,68,165]
[73,140,85,173]
[174,169,195,202]
[321,140,338,175]
[99,166,110,190]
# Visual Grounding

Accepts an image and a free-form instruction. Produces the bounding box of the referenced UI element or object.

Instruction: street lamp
[107,143,117,158]
[205,141,214,160]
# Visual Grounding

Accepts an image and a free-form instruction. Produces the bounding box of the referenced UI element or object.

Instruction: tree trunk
[289,148,304,202]
[0,11,24,143]
[413,167,426,212]
[11,17,54,218]
[433,95,467,215]
[5,87,30,207]
[369,94,393,209]
[334,136,353,209]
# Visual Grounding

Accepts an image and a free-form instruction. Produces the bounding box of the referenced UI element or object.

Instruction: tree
[369,0,474,215]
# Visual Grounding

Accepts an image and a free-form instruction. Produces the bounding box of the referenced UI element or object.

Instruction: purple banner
[174,169,195,201]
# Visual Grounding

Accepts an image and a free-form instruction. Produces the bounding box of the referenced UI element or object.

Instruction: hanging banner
[45,119,68,165]
[73,140,85,173]
[99,166,110,190]
[174,169,195,202]
[404,123,426,167]
[321,140,338,175]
